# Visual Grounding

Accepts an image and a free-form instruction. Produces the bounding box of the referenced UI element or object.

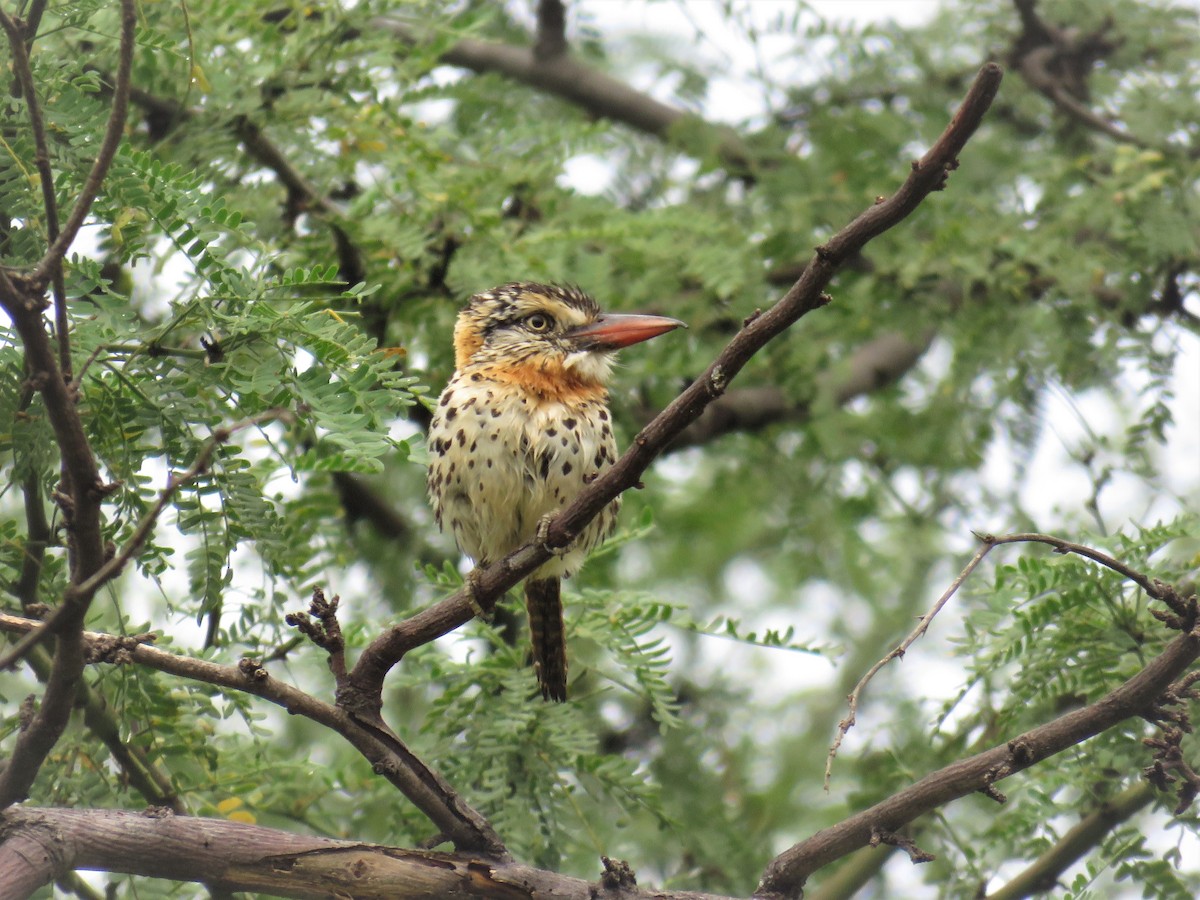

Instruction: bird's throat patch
[481,359,608,404]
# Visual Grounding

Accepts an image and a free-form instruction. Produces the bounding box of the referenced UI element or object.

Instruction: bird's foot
[464,570,494,623]
[536,513,569,558]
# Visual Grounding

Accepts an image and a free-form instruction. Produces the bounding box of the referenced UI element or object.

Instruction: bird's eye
[526,313,552,332]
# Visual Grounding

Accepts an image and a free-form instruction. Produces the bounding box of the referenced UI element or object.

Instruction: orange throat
[471,358,608,404]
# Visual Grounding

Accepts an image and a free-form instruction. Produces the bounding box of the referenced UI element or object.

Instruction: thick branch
[0,806,729,900]
[346,63,1003,708]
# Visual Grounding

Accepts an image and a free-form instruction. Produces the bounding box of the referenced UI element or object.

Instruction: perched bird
[427,283,683,701]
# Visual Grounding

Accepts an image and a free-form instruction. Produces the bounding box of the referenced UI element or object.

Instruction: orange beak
[568,313,686,350]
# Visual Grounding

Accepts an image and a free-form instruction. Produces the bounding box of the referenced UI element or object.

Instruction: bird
[427,282,684,701]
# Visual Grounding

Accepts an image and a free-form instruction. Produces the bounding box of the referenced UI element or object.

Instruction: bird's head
[452,283,684,397]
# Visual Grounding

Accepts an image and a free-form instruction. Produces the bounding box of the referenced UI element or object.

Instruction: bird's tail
[525,577,568,702]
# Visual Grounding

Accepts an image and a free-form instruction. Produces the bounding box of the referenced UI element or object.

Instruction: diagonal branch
[757,627,1200,898]
[0,410,292,673]
[345,63,1005,711]
[984,781,1156,900]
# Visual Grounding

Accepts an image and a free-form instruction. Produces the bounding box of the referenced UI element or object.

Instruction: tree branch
[345,63,1004,711]
[0,7,71,377]
[0,410,291,673]
[662,329,934,450]
[984,782,1156,900]
[377,15,754,173]
[0,806,730,900]
[0,613,506,857]
[758,625,1200,898]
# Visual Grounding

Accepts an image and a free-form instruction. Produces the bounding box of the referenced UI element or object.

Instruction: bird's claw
[537,513,569,557]
[464,570,494,623]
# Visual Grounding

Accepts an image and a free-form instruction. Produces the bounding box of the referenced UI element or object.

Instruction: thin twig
[31,0,137,287]
[825,530,1172,788]
[825,540,999,788]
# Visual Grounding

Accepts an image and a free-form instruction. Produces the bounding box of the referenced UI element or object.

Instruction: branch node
[286,587,348,677]
[869,827,935,864]
[709,365,727,398]
[978,783,1008,804]
[237,657,269,682]
[599,856,637,890]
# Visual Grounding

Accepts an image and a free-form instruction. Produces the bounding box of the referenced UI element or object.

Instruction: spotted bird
[427,283,683,701]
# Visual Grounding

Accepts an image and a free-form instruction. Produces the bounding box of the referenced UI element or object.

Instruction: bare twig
[31,0,136,287]
[345,63,1005,716]
[825,540,998,788]
[825,530,1179,788]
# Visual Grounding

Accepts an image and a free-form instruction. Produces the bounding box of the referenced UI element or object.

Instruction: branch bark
[0,806,730,900]
[377,15,754,172]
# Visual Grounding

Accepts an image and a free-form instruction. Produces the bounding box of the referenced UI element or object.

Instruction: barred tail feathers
[525,577,568,702]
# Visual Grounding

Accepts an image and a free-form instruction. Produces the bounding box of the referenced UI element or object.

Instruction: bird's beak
[568,313,686,350]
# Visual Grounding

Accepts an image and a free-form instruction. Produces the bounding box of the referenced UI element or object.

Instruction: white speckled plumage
[427,282,682,700]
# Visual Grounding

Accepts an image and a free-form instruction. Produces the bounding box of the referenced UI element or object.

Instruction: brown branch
[377,16,754,173]
[0,613,506,857]
[31,0,136,287]
[1007,0,1184,155]
[984,782,1156,900]
[345,63,1005,713]
[757,626,1200,898]
[663,329,934,450]
[0,806,730,900]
